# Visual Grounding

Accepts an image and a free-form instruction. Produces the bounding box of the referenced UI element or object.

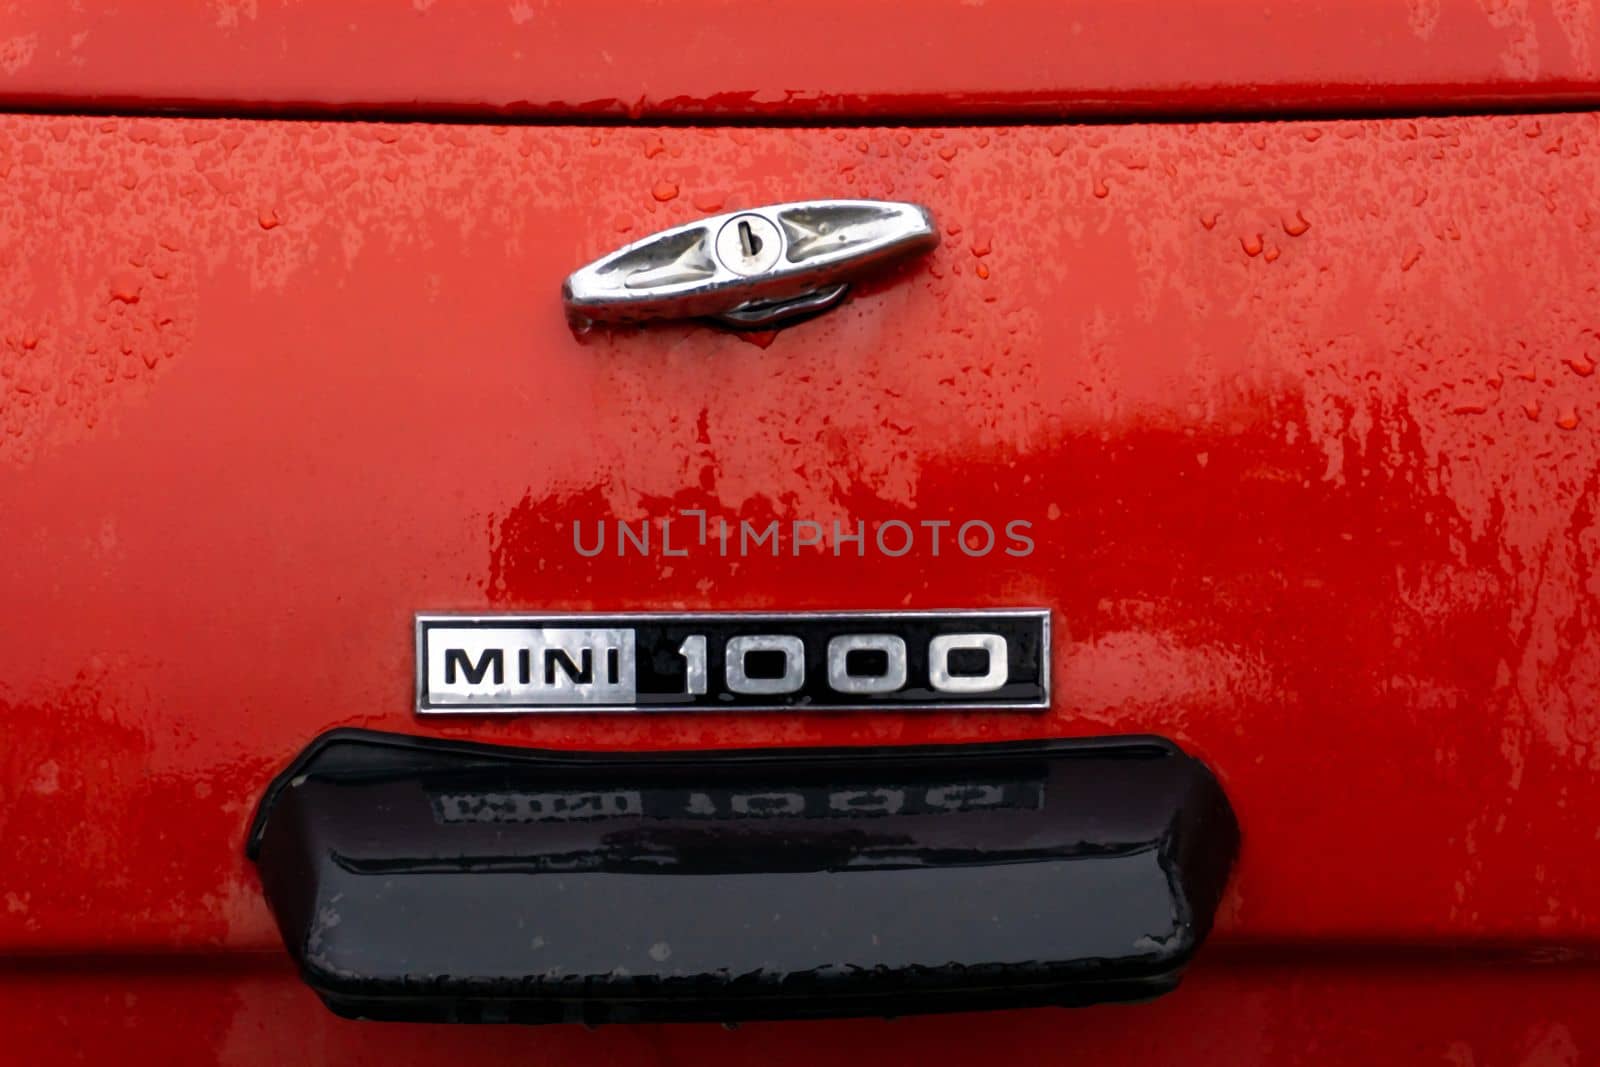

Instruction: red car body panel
[3,0,1600,119]
[4,112,1600,954]
[4,7,1600,1061]
[5,960,1600,1065]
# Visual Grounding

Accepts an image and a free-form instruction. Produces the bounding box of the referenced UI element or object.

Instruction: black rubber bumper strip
[247,729,1238,1025]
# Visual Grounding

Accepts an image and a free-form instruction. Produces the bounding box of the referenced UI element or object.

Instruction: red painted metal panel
[1,113,1598,961]
[3,1,1600,119]
[4,957,1600,1064]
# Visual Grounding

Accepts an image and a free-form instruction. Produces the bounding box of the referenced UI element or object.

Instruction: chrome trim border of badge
[416,609,1050,714]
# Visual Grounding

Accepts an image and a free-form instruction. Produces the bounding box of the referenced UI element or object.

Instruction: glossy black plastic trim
[247,728,1237,1024]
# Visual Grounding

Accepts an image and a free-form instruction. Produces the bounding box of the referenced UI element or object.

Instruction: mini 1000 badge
[415,610,1049,713]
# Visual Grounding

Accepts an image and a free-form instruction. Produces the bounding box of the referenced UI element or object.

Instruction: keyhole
[737,220,763,260]
[715,214,782,276]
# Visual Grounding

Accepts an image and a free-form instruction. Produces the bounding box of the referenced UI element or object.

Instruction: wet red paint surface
[2,111,1600,1053]
[4,0,1600,120]
[4,956,1600,1064]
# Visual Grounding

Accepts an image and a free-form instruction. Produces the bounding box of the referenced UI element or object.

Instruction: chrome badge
[562,200,938,330]
[416,610,1049,714]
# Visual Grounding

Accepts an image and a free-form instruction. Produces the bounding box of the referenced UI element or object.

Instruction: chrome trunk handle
[562,199,938,330]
